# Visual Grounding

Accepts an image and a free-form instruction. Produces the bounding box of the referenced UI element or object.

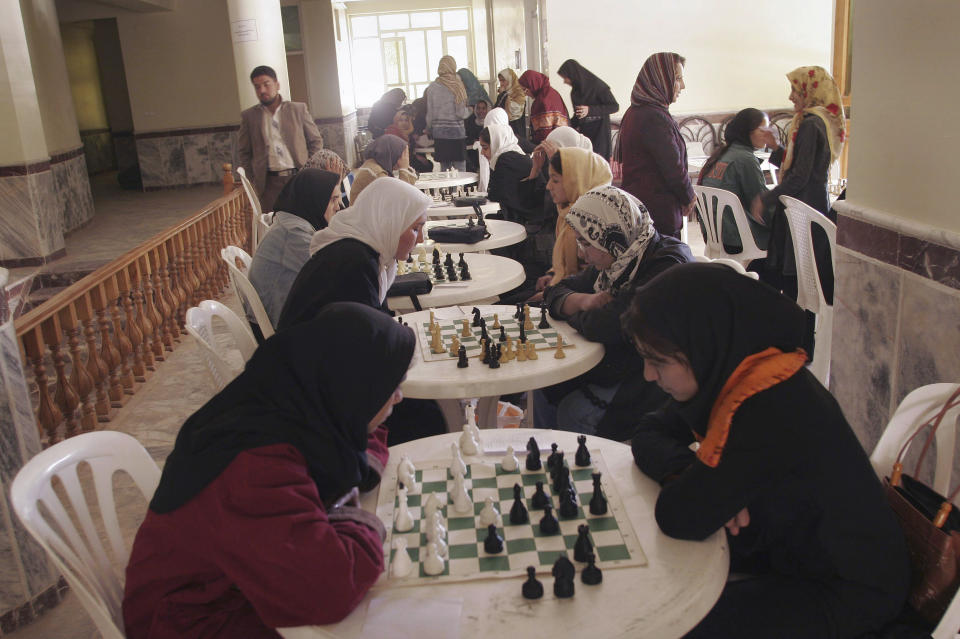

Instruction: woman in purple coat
[618,52,694,239]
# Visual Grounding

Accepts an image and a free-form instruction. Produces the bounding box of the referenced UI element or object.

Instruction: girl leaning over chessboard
[123,303,415,638]
[625,263,910,638]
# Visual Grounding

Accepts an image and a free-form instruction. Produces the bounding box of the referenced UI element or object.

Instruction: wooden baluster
[22,328,62,445]
[129,260,155,370]
[164,239,186,332]
[75,293,111,421]
[176,232,199,308]
[58,306,96,432]
[118,269,146,382]
[41,316,79,440]
[137,255,163,363]
[202,215,220,296]
[104,277,135,393]
[187,224,206,303]
[222,163,234,195]
[219,205,233,288]
[151,248,176,349]
[229,194,243,248]
[90,284,124,406]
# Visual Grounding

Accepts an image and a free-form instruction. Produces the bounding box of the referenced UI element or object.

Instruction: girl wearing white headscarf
[534,185,693,440]
[277,179,432,329]
[479,124,545,225]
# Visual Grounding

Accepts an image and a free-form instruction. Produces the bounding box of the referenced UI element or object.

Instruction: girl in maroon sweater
[123,302,414,638]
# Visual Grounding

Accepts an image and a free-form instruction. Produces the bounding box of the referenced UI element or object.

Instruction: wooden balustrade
[15,164,250,446]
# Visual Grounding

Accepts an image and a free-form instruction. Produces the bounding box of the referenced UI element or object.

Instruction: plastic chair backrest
[235,166,265,251]
[220,246,275,339]
[869,383,960,639]
[692,185,769,267]
[780,195,836,385]
[185,300,257,390]
[10,431,161,639]
[693,255,761,279]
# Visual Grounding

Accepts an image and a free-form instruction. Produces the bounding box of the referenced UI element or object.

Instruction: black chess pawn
[406,254,414,263]
[552,555,576,598]
[458,252,467,268]
[539,504,559,535]
[589,472,608,515]
[510,484,529,524]
[446,266,458,281]
[558,489,578,519]
[538,304,549,329]
[481,340,491,365]
[480,320,488,343]
[531,481,550,510]
[581,552,602,585]
[522,566,544,599]
[397,316,404,324]
[432,247,441,265]
[546,443,561,471]
[433,264,444,280]
[550,453,566,489]
[483,524,504,554]
[444,252,454,267]
[498,325,507,342]
[458,262,471,280]
[525,440,542,471]
[488,345,500,369]
[573,524,593,563]
[575,435,591,467]
[457,345,469,368]
[518,321,527,343]
[472,307,482,327]
[515,303,523,320]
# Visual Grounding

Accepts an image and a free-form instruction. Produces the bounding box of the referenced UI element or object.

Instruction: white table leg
[520,389,534,428]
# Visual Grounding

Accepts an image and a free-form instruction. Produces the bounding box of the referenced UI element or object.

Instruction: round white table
[414,172,479,191]
[396,305,604,429]
[426,201,500,219]
[424,219,526,253]
[386,256,524,313]
[277,429,729,639]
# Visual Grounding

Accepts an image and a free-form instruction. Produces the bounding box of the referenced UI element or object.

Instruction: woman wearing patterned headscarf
[534,185,692,440]
[425,55,472,170]
[619,52,693,240]
[518,70,570,144]
[494,68,527,140]
[752,66,845,301]
[557,59,619,160]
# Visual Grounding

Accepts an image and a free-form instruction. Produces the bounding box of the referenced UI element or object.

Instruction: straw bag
[885,386,960,624]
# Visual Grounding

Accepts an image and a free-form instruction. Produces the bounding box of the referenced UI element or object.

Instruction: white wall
[544,0,832,116]
[0,1,48,164]
[846,0,960,234]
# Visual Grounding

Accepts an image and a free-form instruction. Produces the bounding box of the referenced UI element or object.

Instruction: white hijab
[565,186,656,295]
[310,179,432,302]
[546,126,593,151]
[484,107,510,127]
[486,124,524,170]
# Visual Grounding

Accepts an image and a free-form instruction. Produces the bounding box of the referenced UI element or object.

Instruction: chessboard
[396,251,468,284]
[418,311,572,362]
[376,450,646,585]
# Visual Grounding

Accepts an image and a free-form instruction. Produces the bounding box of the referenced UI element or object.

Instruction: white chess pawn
[423,492,445,519]
[459,428,478,455]
[426,510,447,537]
[478,497,501,528]
[394,486,414,532]
[450,442,467,477]
[501,446,519,472]
[466,422,483,454]
[464,403,476,428]
[425,525,449,559]
[423,541,445,576]
[451,470,472,514]
[391,537,414,578]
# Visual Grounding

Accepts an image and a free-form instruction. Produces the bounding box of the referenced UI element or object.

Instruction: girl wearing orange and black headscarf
[517,70,569,144]
[752,66,846,300]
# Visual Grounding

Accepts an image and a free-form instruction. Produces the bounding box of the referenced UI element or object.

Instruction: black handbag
[427,224,490,244]
[386,272,432,311]
[454,195,488,207]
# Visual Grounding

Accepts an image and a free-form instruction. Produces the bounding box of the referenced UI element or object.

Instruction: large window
[349,8,475,107]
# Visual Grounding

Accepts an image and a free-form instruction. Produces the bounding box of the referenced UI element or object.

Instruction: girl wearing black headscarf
[697,108,774,257]
[624,263,908,638]
[557,59,619,161]
[248,168,342,333]
[123,302,414,638]
[367,88,406,138]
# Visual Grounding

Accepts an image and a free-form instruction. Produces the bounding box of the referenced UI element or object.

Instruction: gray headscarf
[364,134,408,176]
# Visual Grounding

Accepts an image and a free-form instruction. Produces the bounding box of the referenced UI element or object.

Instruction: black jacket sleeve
[762,116,825,209]
[631,405,697,483]
[585,86,619,116]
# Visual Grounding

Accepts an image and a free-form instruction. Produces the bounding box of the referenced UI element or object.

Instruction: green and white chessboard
[376,451,646,585]
[396,254,464,284]
[419,313,572,362]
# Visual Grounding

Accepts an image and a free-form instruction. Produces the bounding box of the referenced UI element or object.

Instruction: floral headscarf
[303,149,347,177]
[498,68,526,106]
[565,185,656,295]
[630,52,682,109]
[782,66,846,172]
[436,55,467,105]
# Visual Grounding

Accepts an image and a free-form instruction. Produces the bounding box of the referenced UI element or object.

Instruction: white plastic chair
[185,300,257,391]
[869,383,960,639]
[220,245,275,340]
[235,166,265,252]
[10,431,161,639]
[693,254,760,279]
[693,185,769,268]
[780,195,836,386]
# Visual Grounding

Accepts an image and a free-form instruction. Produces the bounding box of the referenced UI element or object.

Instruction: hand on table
[724,508,750,536]
[574,105,589,118]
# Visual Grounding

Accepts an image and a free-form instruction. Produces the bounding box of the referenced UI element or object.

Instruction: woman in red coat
[618,52,694,240]
[123,302,414,638]
[518,70,570,144]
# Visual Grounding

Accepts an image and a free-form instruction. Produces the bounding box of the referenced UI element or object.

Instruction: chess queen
[123,303,415,637]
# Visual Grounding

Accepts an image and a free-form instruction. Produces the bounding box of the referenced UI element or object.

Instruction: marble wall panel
[2,489,54,598]
[52,155,95,232]
[0,173,65,263]
[895,277,960,406]
[209,131,237,183]
[113,135,138,173]
[27,172,63,258]
[316,120,348,168]
[80,131,116,174]
[137,137,187,188]
[183,133,216,184]
[0,494,29,613]
[0,323,40,461]
[831,249,902,452]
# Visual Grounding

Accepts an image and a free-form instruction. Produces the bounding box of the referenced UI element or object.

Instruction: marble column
[226,0,289,111]
[0,269,62,632]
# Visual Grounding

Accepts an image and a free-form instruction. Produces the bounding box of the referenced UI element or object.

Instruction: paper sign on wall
[232,19,258,43]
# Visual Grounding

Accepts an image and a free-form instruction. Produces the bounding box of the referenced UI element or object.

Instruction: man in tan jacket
[238,65,324,213]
